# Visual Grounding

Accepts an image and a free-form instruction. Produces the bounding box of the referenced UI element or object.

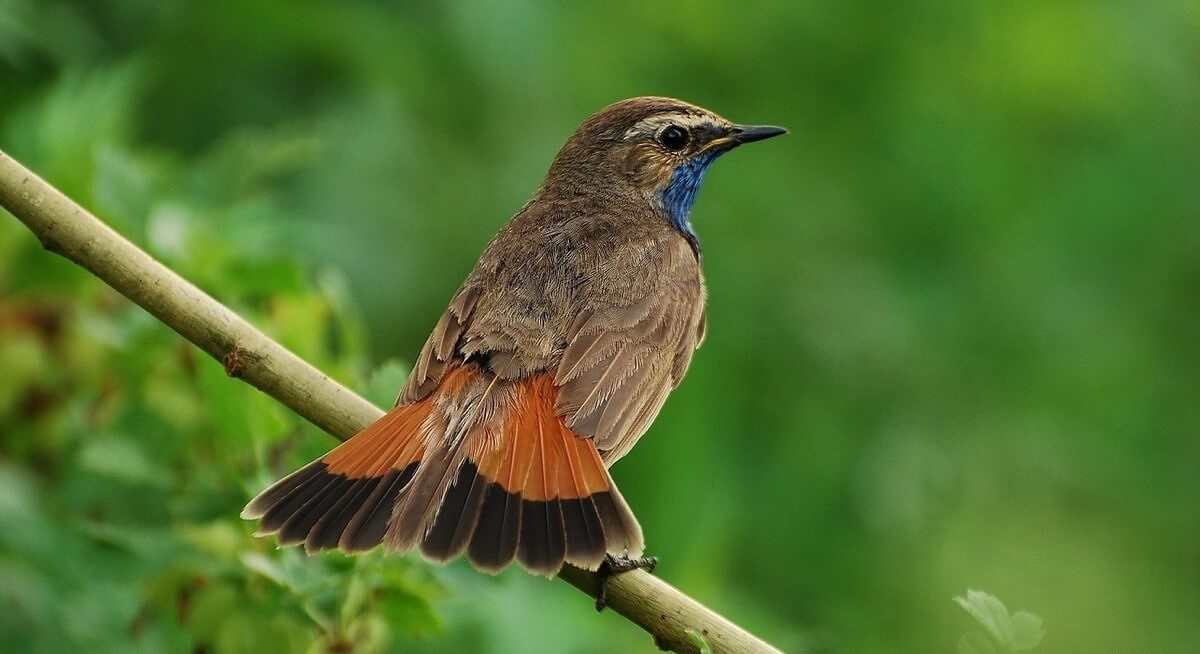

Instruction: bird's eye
[658,125,690,152]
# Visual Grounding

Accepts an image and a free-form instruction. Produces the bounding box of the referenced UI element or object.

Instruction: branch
[0,149,783,654]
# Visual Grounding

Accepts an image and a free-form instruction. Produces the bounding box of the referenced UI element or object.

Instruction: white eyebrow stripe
[623,113,714,140]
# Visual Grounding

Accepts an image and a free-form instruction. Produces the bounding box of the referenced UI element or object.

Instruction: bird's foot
[594,554,658,612]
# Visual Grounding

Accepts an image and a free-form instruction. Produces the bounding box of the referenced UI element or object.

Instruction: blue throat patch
[660,150,722,240]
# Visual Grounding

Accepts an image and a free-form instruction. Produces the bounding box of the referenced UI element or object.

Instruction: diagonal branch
[0,149,783,654]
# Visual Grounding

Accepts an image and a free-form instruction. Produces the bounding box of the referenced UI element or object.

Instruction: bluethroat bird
[243,97,785,601]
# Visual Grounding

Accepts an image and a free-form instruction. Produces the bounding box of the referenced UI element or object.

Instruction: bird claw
[594,554,658,612]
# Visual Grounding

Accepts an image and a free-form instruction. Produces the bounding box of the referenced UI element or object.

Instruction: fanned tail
[241,398,432,553]
[242,366,642,575]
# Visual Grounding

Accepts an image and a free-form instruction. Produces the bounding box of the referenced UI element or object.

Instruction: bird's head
[544,96,786,236]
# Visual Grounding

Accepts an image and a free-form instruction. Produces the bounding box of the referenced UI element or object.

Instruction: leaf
[145,204,193,261]
[185,582,241,643]
[177,521,246,559]
[92,145,160,231]
[241,552,303,593]
[223,258,307,297]
[3,63,143,197]
[955,589,1011,644]
[215,609,308,654]
[266,294,331,361]
[685,629,713,654]
[954,589,1043,651]
[1008,610,1045,650]
[378,589,443,639]
[75,436,172,488]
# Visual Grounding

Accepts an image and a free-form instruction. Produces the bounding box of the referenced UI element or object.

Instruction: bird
[242,96,785,604]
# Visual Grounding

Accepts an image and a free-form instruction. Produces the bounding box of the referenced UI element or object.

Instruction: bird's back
[453,194,706,395]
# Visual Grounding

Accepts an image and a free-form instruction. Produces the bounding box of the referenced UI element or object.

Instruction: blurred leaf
[378,587,443,639]
[241,553,296,592]
[215,611,306,654]
[75,436,172,487]
[92,145,162,231]
[223,259,307,297]
[145,204,193,260]
[3,62,143,198]
[177,521,246,560]
[187,582,239,644]
[186,128,320,203]
[1008,611,1046,651]
[955,589,1043,651]
[79,522,181,564]
[0,0,102,68]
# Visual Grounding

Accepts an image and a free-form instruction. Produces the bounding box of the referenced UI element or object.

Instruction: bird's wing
[553,279,705,464]
[395,240,704,467]
[396,285,481,405]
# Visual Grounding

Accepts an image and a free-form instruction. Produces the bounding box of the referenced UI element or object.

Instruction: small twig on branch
[0,149,784,654]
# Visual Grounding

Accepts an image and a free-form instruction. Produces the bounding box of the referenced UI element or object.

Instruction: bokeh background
[2,1,1198,652]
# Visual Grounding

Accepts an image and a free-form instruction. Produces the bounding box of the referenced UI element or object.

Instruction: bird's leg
[594,553,659,612]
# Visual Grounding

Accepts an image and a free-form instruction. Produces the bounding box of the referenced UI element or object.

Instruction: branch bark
[0,149,784,654]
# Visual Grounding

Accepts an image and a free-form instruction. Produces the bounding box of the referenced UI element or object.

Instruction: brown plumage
[243,96,785,576]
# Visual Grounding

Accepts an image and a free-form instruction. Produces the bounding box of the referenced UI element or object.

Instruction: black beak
[729,124,788,144]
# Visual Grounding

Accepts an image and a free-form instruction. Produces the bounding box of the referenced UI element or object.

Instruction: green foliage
[2,1,1199,652]
[955,589,1043,653]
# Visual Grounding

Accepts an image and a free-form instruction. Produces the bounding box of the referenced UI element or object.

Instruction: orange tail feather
[242,366,642,574]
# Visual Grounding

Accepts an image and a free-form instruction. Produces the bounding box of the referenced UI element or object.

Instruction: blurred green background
[1,1,1198,652]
